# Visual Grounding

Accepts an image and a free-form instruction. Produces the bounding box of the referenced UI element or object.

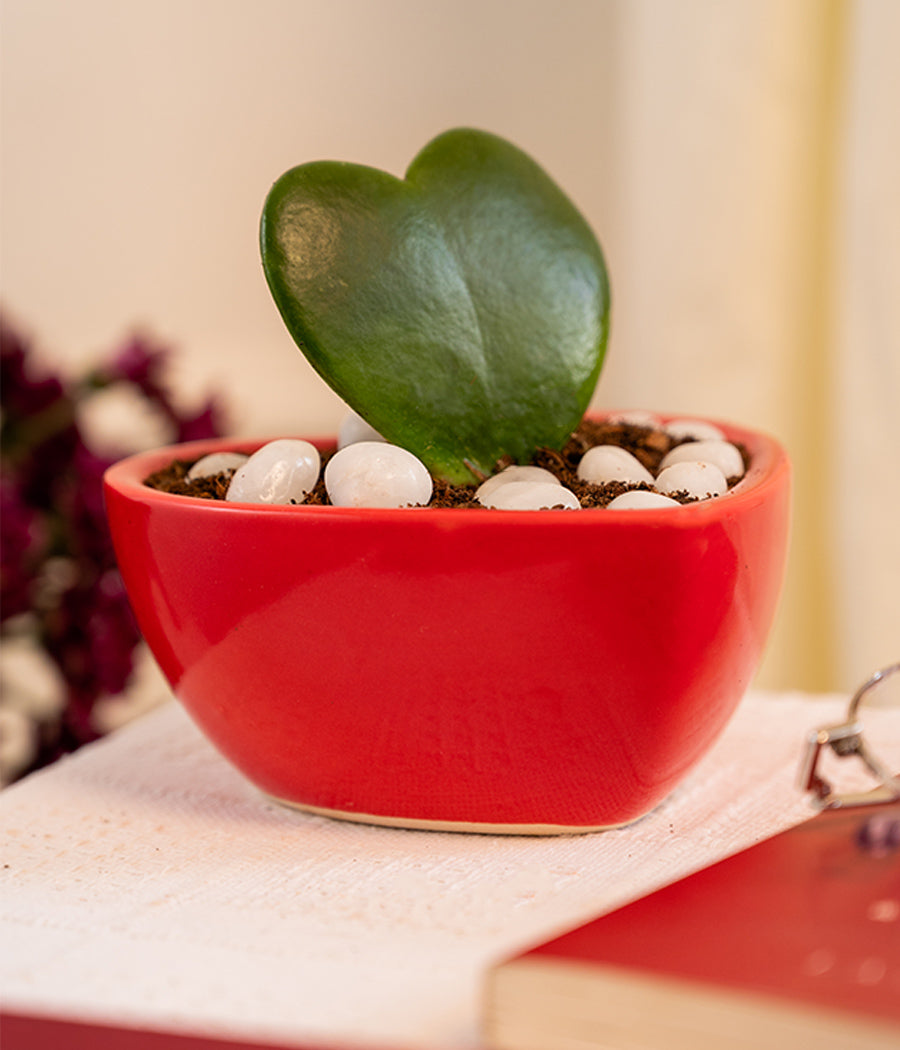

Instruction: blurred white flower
[0,633,67,721]
[92,644,171,734]
[77,383,172,455]
[0,635,66,785]
[0,708,36,786]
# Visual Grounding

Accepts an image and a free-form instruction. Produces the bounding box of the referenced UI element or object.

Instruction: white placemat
[1,688,887,1048]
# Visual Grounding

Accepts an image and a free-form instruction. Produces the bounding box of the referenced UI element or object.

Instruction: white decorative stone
[480,481,581,511]
[577,445,654,487]
[337,410,386,449]
[606,490,680,510]
[187,452,249,481]
[475,466,560,504]
[664,418,726,442]
[606,410,661,429]
[660,439,745,479]
[324,442,432,508]
[656,461,728,500]
[226,439,321,505]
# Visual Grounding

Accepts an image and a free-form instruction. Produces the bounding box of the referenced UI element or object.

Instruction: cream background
[2,0,898,693]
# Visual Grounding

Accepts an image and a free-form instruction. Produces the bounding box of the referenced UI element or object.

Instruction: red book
[484,801,900,1050]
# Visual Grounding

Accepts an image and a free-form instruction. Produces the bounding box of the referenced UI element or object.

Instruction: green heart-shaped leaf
[260,128,610,483]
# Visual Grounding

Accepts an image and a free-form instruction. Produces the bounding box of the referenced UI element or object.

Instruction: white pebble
[187,451,249,481]
[324,441,432,508]
[656,460,728,500]
[480,481,581,511]
[664,418,726,442]
[337,409,386,449]
[226,439,321,505]
[660,439,745,479]
[475,465,560,504]
[577,445,654,487]
[606,410,661,429]
[606,490,680,510]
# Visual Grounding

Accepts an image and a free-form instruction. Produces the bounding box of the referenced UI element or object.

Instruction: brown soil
[143,419,748,509]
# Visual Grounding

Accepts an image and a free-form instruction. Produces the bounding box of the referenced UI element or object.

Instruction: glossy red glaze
[103,417,790,832]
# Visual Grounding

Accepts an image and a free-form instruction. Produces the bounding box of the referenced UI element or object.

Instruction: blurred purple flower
[88,569,141,696]
[0,476,47,622]
[175,398,227,443]
[1,314,228,780]
[104,334,171,388]
[88,332,226,442]
[0,320,67,421]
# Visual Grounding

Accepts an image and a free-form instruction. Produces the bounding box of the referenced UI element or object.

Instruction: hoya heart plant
[104,128,792,833]
[259,127,610,484]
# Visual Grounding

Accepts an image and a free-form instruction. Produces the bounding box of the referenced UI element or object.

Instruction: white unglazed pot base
[267,795,632,835]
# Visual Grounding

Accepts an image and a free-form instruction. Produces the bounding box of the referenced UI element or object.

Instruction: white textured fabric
[2,690,895,1049]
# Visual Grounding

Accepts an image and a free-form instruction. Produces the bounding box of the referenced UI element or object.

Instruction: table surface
[2,687,891,1050]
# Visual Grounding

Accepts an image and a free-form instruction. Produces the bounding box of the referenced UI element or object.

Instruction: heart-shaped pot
[104,414,790,833]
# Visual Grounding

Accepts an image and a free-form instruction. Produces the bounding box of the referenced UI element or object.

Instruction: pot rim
[103,412,790,527]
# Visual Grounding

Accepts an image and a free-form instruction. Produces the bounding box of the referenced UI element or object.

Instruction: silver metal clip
[799,662,900,809]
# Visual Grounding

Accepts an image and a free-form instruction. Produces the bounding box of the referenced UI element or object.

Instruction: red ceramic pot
[104,416,790,833]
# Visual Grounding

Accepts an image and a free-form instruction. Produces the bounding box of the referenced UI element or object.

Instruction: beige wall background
[2,0,898,694]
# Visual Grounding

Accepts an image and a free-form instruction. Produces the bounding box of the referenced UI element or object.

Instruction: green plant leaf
[261,128,610,483]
